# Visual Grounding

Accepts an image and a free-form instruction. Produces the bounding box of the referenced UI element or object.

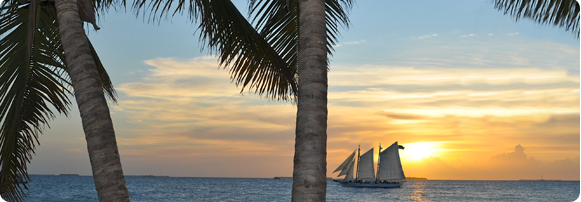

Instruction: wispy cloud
[460,33,475,38]
[508,32,520,36]
[419,34,437,39]
[329,66,578,87]
[344,40,366,45]
[383,38,579,73]
[335,40,366,47]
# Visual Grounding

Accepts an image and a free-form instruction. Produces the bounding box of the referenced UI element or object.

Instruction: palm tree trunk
[54,0,130,201]
[292,0,328,201]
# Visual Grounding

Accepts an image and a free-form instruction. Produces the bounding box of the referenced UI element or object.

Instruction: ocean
[21,175,579,202]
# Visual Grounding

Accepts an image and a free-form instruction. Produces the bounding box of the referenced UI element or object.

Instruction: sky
[25,0,579,180]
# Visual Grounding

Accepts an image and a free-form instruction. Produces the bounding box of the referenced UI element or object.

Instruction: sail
[333,150,357,174]
[378,142,406,181]
[337,155,355,177]
[344,157,355,181]
[358,148,375,179]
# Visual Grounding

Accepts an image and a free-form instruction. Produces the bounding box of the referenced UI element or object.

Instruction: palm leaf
[0,2,71,201]
[494,0,580,38]
[0,0,118,200]
[88,38,117,102]
[249,0,353,68]
[133,0,298,100]
[195,0,298,100]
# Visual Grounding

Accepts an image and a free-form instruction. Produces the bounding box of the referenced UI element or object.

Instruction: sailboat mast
[356,145,360,180]
[376,143,381,182]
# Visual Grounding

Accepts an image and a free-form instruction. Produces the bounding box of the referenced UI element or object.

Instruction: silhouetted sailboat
[333,142,405,188]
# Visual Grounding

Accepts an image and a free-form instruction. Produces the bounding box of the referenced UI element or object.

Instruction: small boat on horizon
[333,142,406,188]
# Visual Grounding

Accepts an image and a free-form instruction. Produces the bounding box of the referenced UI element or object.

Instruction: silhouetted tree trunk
[292,0,328,201]
[54,0,130,201]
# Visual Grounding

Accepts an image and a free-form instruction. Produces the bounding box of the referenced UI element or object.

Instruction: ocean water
[21,175,579,202]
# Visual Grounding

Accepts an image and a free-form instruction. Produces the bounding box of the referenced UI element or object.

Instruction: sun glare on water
[400,142,441,161]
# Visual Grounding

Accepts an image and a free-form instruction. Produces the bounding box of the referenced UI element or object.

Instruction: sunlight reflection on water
[410,181,430,202]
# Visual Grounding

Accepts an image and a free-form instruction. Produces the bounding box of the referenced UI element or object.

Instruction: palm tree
[245,0,353,200]
[0,0,129,201]
[54,0,130,201]
[132,1,352,201]
[493,0,579,38]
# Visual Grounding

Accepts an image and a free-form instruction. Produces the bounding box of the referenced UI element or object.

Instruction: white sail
[333,150,356,174]
[337,155,354,177]
[358,148,375,179]
[344,157,355,181]
[378,142,406,181]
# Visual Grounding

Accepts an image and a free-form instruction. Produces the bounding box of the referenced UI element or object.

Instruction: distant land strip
[407,177,428,180]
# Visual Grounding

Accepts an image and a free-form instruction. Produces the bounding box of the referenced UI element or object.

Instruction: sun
[400,142,440,161]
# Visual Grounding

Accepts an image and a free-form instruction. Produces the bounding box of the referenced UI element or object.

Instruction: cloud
[330,66,578,87]
[419,34,437,39]
[377,112,426,120]
[508,32,520,36]
[344,40,366,45]
[460,34,475,38]
[118,57,241,99]
[489,144,528,163]
[335,40,366,47]
[376,38,579,76]
[488,33,493,36]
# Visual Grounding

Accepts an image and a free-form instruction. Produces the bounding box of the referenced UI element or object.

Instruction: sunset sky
[27,0,579,180]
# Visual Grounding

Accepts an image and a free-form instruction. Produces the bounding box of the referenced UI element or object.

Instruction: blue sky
[27,0,579,180]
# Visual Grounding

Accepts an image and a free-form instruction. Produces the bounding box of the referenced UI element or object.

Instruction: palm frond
[0,1,71,201]
[249,0,353,69]
[494,0,580,38]
[132,0,298,100]
[0,0,117,200]
[88,39,117,102]
[249,0,299,78]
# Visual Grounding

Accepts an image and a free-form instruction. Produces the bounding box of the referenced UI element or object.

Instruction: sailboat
[333,142,405,188]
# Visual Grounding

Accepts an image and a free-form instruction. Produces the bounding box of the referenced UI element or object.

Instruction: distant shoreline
[58,174,79,176]
[407,177,428,180]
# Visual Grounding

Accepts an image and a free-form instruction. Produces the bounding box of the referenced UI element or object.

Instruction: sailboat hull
[339,181,402,188]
